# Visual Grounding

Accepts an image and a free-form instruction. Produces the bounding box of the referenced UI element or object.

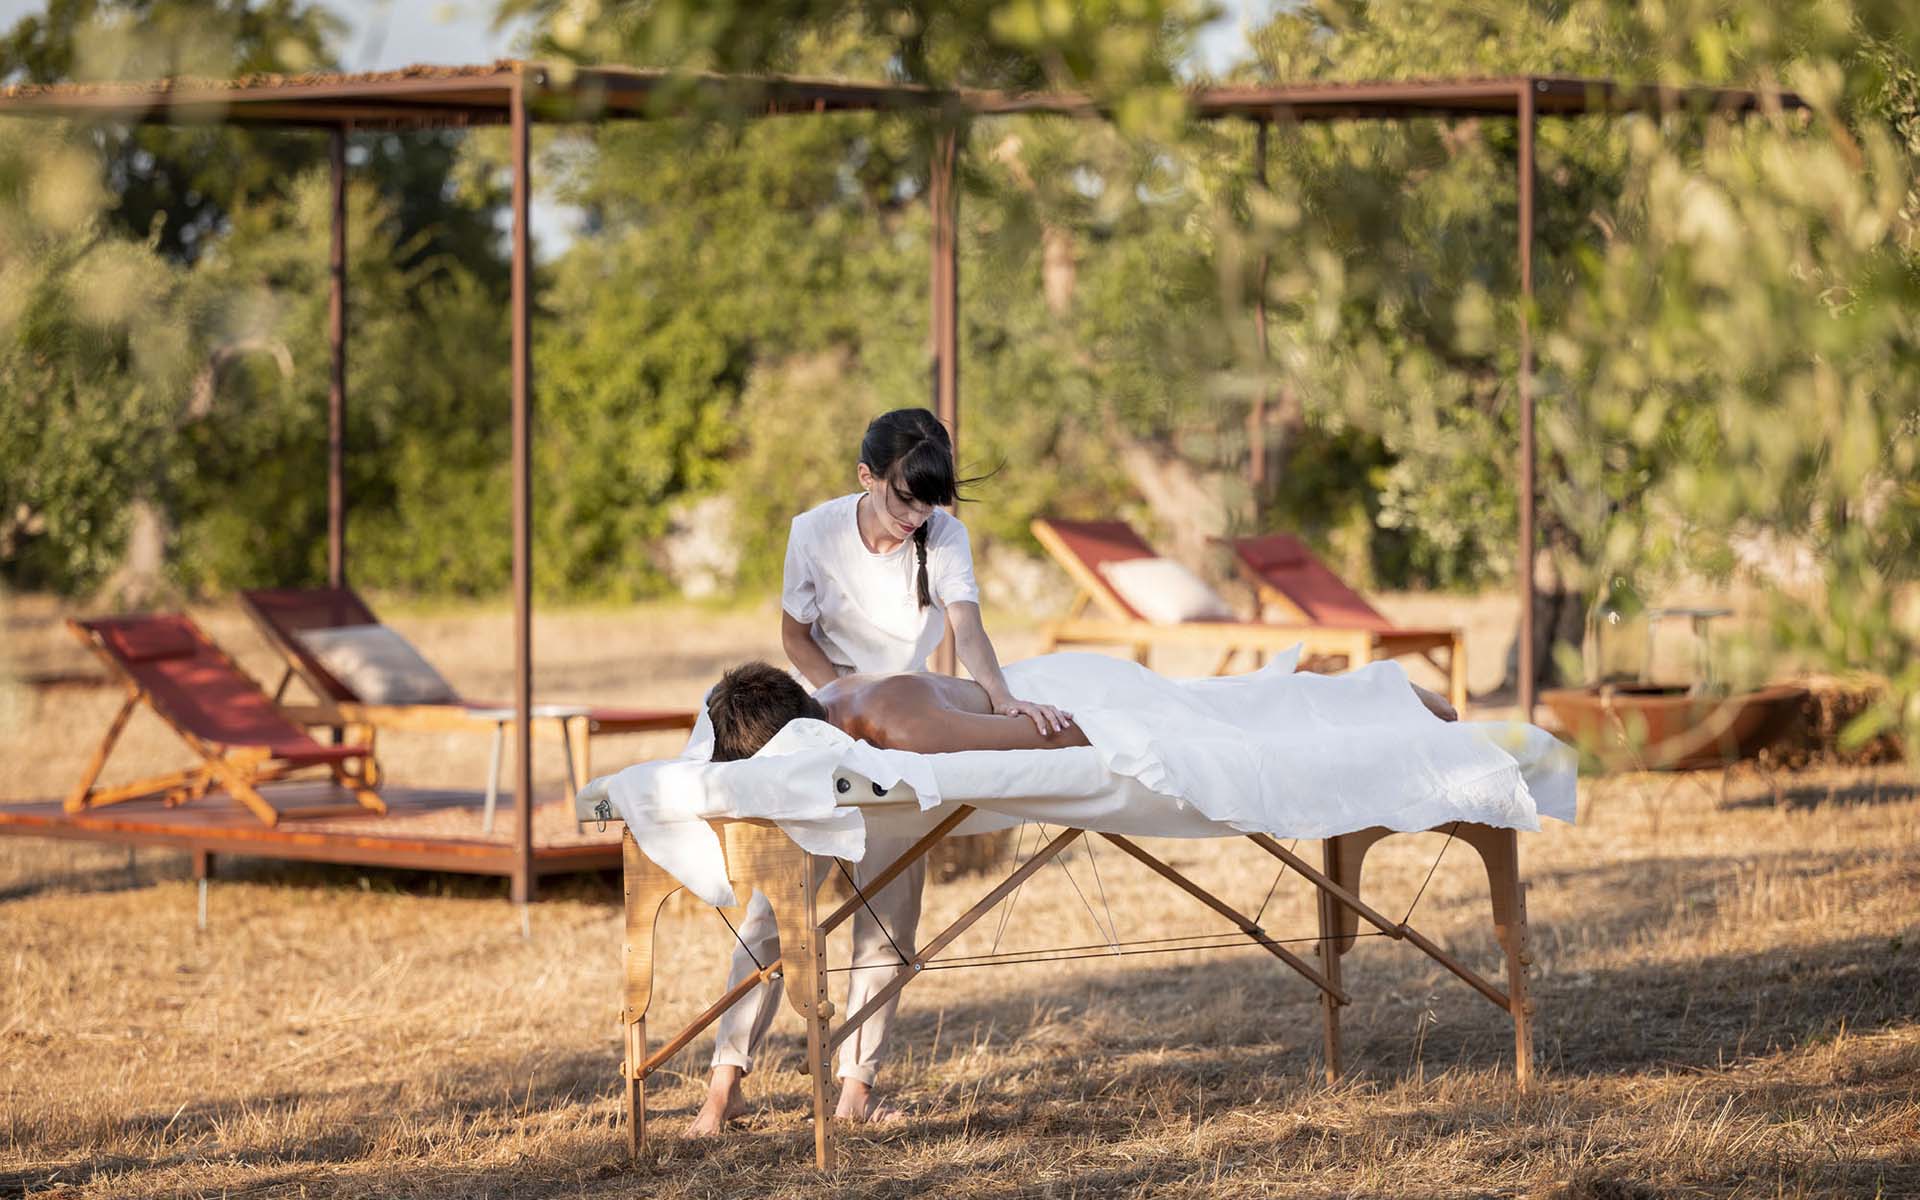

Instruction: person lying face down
[706,660,1459,761]
[708,661,1091,760]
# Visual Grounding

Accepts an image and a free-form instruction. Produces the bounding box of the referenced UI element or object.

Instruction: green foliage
[0,0,343,260]
[503,0,1206,114]
[1544,93,1920,692]
[168,167,511,596]
[0,122,192,592]
[7,0,1920,770]
[1207,0,1920,614]
[0,1,514,600]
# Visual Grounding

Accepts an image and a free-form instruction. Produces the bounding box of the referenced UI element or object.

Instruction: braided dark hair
[859,408,980,610]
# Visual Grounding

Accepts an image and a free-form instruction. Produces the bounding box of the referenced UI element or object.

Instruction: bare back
[816,672,1089,754]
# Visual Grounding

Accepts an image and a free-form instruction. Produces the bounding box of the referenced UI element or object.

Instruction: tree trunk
[1501,544,1587,698]
[97,499,173,609]
[1107,428,1238,568]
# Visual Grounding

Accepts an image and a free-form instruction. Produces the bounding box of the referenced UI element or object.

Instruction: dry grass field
[3,594,1917,1197]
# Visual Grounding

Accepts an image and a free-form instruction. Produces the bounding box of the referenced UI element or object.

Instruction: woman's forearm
[948,601,1072,735]
[781,612,841,690]
[948,603,1012,700]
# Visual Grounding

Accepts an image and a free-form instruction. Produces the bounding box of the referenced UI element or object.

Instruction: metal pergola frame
[0,60,1804,902]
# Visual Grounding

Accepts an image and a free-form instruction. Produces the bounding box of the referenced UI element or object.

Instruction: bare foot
[686,1066,749,1137]
[834,1078,906,1125]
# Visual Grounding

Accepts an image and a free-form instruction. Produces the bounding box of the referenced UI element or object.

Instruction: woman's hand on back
[992,695,1074,736]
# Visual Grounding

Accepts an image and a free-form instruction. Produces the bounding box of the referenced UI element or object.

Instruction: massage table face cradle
[614,781,1537,1170]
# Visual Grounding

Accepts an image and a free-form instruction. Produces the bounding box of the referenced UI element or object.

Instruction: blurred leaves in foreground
[2,1,1919,748]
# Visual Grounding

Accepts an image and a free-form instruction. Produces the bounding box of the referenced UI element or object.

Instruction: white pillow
[1098,557,1235,625]
[297,623,459,705]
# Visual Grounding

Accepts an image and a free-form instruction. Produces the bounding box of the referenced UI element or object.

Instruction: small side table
[464,704,594,834]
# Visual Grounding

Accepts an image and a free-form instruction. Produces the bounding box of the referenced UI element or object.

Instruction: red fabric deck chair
[1228,532,1466,711]
[237,586,696,800]
[67,614,385,827]
[1031,517,1374,675]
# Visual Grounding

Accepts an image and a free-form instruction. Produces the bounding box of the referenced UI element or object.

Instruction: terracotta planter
[1540,683,1809,771]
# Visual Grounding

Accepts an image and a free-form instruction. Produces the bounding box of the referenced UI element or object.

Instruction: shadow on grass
[199,857,625,904]
[1719,775,1917,812]
[9,821,1919,1195]
[0,848,188,903]
[14,915,1915,1197]
[0,850,624,907]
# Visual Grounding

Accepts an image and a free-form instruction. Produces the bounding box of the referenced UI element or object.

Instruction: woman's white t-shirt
[782,493,981,675]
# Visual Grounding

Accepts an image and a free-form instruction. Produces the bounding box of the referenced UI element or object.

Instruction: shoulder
[793,493,856,528]
[925,509,973,552]
[789,494,857,543]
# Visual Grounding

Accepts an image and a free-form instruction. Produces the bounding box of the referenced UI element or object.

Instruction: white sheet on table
[583,651,1577,907]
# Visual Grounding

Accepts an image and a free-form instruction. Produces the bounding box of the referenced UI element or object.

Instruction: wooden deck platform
[0,783,621,880]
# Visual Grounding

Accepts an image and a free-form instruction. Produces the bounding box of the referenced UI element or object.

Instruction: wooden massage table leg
[1455,824,1535,1090]
[802,851,834,1168]
[620,831,684,1157]
[1313,829,1394,1083]
[722,823,835,1169]
[615,810,974,1162]
[1310,826,1535,1088]
[1316,846,1345,1083]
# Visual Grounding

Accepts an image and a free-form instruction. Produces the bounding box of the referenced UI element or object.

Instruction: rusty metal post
[930,126,960,676]
[327,126,348,587]
[931,126,960,459]
[1516,82,1538,721]
[509,75,536,903]
[1249,119,1269,501]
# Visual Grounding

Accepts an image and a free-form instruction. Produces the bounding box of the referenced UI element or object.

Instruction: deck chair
[1032,518,1466,710]
[1228,532,1467,712]
[236,586,696,801]
[67,614,385,827]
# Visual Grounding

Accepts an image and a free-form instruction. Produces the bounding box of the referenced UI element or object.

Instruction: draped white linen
[581,652,1576,907]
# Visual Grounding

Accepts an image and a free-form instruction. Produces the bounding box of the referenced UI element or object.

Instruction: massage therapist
[690,407,1067,1136]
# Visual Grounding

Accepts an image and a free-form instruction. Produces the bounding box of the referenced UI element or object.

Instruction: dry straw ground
[2,595,1917,1198]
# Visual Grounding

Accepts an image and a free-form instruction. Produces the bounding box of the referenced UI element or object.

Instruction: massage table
[577,653,1576,1168]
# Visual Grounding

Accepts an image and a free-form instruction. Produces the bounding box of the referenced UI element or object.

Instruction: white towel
[582,651,1576,907]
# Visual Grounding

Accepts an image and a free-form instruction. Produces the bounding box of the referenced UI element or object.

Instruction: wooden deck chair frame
[614,811,1534,1169]
[1229,533,1468,714]
[1031,519,1468,713]
[66,617,386,828]
[236,587,695,803]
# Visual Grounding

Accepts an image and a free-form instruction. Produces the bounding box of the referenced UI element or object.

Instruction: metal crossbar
[917,931,1395,972]
[825,927,1394,973]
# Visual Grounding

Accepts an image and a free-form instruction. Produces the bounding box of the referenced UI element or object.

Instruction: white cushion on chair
[1097,557,1235,625]
[296,623,458,705]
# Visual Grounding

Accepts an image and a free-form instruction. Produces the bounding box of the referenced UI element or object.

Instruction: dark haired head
[708,661,827,762]
[858,408,990,609]
[860,408,962,512]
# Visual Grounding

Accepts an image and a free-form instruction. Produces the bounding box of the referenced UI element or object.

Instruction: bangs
[890,439,959,508]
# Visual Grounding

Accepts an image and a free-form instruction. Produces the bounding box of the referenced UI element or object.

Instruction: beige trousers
[710,832,926,1086]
